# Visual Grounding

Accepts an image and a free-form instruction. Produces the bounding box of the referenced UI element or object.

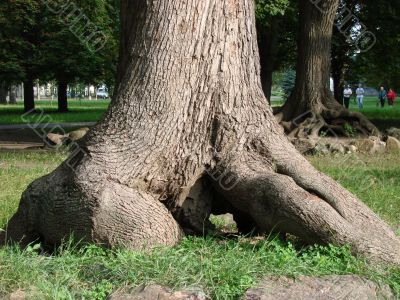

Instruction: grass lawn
[271,96,400,130]
[0,100,110,125]
[1,97,400,131]
[0,151,399,299]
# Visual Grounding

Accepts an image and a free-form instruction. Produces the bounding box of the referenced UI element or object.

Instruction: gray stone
[386,136,400,152]
[346,145,358,153]
[45,133,65,146]
[386,127,400,140]
[107,285,208,300]
[369,136,381,143]
[374,141,387,154]
[243,275,394,300]
[68,127,90,142]
[354,139,378,154]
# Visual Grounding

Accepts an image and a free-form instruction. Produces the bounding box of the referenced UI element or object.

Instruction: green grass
[0,151,399,299]
[271,96,400,130]
[1,97,400,130]
[0,100,110,125]
[309,153,400,228]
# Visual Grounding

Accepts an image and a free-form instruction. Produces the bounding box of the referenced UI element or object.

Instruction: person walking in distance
[343,85,353,109]
[356,83,365,109]
[387,88,396,106]
[378,86,387,107]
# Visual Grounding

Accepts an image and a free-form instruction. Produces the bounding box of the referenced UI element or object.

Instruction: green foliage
[0,0,43,83]
[256,0,290,24]
[343,123,356,137]
[347,1,400,90]
[0,0,119,91]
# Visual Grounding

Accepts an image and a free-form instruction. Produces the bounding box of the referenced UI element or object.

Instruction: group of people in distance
[342,84,396,109]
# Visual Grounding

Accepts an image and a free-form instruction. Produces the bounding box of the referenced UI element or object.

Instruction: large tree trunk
[57,80,69,112]
[0,82,7,104]
[275,0,378,138]
[23,78,35,112]
[2,0,399,265]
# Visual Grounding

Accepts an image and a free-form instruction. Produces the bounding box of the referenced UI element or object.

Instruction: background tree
[0,0,46,112]
[351,0,400,90]
[40,0,118,112]
[2,0,399,266]
[0,0,43,109]
[256,0,297,101]
[275,0,378,137]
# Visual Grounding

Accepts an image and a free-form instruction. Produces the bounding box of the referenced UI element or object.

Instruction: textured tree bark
[23,78,35,112]
[57,81,68,112]
[275,0,378,138]
[2,0,399,265]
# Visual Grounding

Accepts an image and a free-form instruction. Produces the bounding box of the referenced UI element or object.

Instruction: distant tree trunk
[3,0,399,266]
[23,78,35,112]
[0,82,7,104]
[332,66,345,104]
[57,81,69,112]
[275,0,378,138]
[258,18,279,103]
[36,82,41,100]
[9,85,17,104]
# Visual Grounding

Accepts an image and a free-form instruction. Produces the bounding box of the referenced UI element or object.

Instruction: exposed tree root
[1,0,398,268]
[209,148,400,266]
[275,107,380,139]
[2,136,399,266]
[0,164,183,249]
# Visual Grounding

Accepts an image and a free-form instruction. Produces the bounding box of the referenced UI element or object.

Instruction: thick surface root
[1,164,183,249]
[2,131,398,266]
[210,150,400,266]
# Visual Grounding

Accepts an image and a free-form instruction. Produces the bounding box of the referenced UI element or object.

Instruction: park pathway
[0,122,96,150]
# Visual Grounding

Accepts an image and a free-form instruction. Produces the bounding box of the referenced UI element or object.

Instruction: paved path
[0,142,44,150]
[0,122,96,130]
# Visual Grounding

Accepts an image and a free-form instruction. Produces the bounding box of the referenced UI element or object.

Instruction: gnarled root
[276,107,380,139]
[2,135,398,266]
[210,148,400,266]
[1,164,183,249]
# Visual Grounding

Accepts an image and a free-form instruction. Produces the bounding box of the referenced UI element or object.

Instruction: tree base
[2,133,399,266]
[275,106,380,139]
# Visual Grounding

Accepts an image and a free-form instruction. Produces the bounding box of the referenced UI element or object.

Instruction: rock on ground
[45,132,65,146]
[386,136,400,152]
[353,137,386,154]
[67,127,90,142]
[243,275,394,300]
[107,285,208,300]
[386,127,400,141]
